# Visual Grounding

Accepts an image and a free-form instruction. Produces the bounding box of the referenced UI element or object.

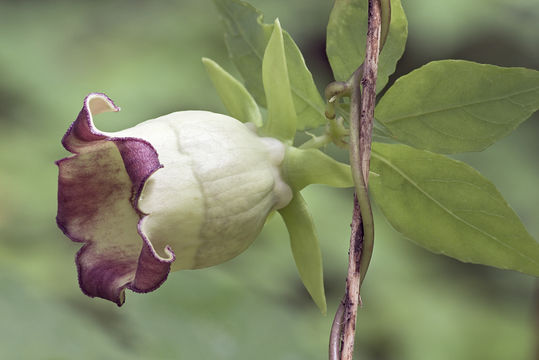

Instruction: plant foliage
[209,0,539,310]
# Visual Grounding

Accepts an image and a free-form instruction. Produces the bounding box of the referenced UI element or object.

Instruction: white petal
[117,111,292,270]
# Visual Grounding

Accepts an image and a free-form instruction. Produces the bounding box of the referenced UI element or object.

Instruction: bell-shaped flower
[56,93,294,305]
[58,21,356,311]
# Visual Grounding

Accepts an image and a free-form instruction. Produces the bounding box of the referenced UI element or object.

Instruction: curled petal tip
[57,94,172,305]
[85,93,121,114]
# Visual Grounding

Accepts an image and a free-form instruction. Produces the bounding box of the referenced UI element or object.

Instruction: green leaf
[283,146,353,191]
[213,0,272,106]
[377,0,408,92]
[213,0,326,129]
[375,60,539,153]
[278,192,327,314]
[262,19,296,142]
[202,57,263,126]
[326,0,407,92]
[370,143,539,276]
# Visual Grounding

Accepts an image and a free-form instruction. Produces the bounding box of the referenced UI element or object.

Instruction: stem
[299,133,332,149]
[535,279,539,360]
[334,0,383,359]
[325,81,351,120]
[300,117,350,150]
[329,302,345,360]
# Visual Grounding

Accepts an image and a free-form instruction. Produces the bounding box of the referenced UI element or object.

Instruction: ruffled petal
[56,93,174,305]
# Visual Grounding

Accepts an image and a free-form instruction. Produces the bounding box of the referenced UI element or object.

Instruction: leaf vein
[461,108,507,125]
[222,7,264,61]
[422,178,502,204]
[372,151,538,265]
[382,85,539,123]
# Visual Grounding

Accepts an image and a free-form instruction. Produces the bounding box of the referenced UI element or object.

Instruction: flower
[57,93,293,305]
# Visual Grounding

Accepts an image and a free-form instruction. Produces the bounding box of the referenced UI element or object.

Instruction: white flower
[57,93,292,305]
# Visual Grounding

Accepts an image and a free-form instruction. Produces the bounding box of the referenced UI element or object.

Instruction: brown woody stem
[330,0,384,359]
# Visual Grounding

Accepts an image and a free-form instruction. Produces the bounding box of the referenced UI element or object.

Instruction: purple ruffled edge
[56,93,175,306]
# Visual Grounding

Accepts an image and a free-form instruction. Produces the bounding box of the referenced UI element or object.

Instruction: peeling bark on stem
[332,0,382,359]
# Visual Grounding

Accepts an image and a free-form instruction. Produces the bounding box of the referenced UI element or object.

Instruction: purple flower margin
[56,93,175,305]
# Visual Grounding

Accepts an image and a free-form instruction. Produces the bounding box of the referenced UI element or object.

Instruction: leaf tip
[272,18,284,36]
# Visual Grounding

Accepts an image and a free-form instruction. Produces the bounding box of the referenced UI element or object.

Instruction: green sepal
[282,32,326,130]
[283,146,353,191]
[213,0,326,130]
[278,192,327,314]
[261,19,297,143]
[370,142,539,276]
[202,57,263,127]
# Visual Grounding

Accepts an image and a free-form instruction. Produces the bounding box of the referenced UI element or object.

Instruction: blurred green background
[1,0,538,359]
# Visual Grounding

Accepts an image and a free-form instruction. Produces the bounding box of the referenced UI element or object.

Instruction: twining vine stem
[329,0,388,359]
